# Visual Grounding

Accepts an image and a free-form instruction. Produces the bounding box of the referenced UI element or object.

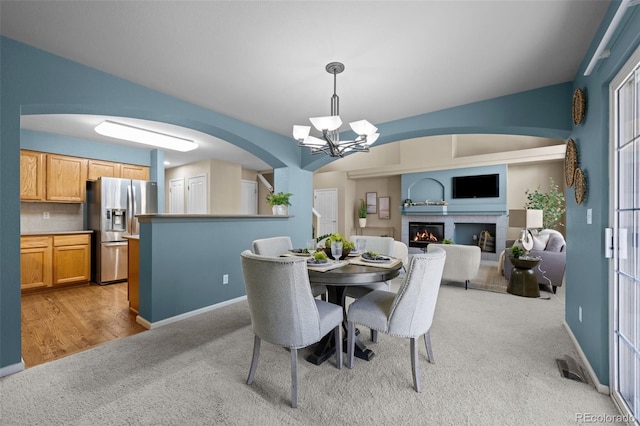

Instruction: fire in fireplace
[409,222,444,248]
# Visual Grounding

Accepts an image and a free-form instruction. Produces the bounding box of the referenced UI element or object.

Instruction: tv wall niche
[401,165,507,215]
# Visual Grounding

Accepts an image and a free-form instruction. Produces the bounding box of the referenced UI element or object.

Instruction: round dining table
[307,261,402,365]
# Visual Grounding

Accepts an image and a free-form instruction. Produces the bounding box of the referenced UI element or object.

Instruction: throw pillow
[532,233,550,250]
[546,235,565,252]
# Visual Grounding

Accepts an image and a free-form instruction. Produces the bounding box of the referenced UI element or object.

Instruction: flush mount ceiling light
[95,120,198,152]
[293,62,379,157]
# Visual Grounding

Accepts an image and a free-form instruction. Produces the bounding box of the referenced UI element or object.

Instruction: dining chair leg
[424,331,434,364]
[247,335,261,385]
[347,321,356,369]
[410,337,421,392]
[290,347,298,408]
[334,325,343,369]
[371,329,378,343]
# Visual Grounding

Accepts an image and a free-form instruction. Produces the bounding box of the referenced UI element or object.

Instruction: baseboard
[136,295,248,330]
[563,320,610,395]
[0,358,25,378]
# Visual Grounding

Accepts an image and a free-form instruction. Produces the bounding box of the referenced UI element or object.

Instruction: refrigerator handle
[127,184,133,235]
[131,184,137,235]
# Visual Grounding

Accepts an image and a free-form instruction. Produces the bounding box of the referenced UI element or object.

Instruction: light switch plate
[586,209,592,224]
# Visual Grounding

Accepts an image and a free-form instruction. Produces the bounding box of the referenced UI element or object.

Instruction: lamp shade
[302,136,326,147]
[309,116,342,131]
[509,209,544,229]
[349,119,377,136]
[293,125,311,141]
[364,133,380,146]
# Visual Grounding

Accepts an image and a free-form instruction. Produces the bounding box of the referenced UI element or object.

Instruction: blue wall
[137,216,304,322]
[565,2,640,385]
[401,165,507,215]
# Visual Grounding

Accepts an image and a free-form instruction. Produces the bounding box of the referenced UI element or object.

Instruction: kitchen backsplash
[21,202,84,232]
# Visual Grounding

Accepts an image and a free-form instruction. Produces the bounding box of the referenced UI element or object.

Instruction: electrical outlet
[223,274,229,285]
[579,306,582,323]
[43,212,50,219]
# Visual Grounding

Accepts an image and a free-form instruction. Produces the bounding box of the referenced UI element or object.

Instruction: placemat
[348,257,402,269]
[306,260,349,272]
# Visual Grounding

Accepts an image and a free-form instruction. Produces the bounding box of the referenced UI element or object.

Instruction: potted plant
[525,177,566,230]
[266,192,292,215]
[358,199,367,228]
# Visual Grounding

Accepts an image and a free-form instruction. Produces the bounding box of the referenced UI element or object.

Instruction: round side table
[507,257,541,298]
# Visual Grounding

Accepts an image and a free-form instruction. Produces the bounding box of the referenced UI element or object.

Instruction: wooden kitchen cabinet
[46,154,88,202]
[20,236,53,290]
[120,164,149,181]
[20,150,46,201]
[88,159,149,181]
[21,233,91,291]
[53,234,91,286]
[87,159,122,180]
[126,237,140,313]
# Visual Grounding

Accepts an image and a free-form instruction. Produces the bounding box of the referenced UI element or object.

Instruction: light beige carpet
[0,270,617,425]
[443,260,508,293]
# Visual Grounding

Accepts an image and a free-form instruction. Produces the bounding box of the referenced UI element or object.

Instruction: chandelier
[293,62,379,157]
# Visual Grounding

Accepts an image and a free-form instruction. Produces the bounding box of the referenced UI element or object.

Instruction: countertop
[21,230,93,236]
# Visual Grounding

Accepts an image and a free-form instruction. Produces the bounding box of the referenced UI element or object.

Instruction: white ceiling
[1,1,610,169]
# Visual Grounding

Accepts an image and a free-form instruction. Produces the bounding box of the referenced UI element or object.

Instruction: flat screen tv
[452,174,499,199]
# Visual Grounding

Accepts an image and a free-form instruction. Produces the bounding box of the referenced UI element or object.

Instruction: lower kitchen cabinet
[20,236,53,290]
[20,233,91,291]
[53,234,91,286]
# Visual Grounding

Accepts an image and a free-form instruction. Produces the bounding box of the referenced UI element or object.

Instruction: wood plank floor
[21,282,147,368]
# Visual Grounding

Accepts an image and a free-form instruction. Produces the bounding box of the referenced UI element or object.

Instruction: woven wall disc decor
[565,138,578,187]
[574,167,586,205]
[573,88,586,125]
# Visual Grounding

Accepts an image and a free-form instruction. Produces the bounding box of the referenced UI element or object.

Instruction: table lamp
[509,209,544,251]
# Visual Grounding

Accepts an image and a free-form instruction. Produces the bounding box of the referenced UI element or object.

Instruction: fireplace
[409,222,444,249]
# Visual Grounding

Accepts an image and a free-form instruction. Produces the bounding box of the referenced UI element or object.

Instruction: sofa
[502,229,566,294]
[427,243,481,290]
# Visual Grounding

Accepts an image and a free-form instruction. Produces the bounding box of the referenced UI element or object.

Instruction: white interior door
[610,45,640,422]
[169,178,185,214]
[241,180,258,215]
[187,174,207,214]
[314,188,337,237]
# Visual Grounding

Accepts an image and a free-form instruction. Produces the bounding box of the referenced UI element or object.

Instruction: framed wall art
[366,192,377,214]
[378,197,390,219]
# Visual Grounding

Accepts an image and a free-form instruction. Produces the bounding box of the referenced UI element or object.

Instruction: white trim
[609,43,640,422]
[136,295,247,330]
[563,321,610,395]
[584,0,635,76]
[0,359,25,378]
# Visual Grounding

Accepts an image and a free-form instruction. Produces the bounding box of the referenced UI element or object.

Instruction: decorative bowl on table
[323,247,351,260]
[509,256,541,269]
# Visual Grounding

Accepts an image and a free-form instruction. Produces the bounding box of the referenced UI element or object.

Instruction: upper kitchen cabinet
[88,159,149,181]
[20,150,46,201]
[45,154,88,203]
[120,164,149,181]
[87,159,122,180]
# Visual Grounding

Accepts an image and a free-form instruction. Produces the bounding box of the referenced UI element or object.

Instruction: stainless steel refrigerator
[87,177,158,285]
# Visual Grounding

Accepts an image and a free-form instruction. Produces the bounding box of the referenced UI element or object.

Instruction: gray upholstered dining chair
[252,236,327,299]
[346,247,446,392]
[240,250,343,408]
[346,235,396,342]
[346,235,395,298]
